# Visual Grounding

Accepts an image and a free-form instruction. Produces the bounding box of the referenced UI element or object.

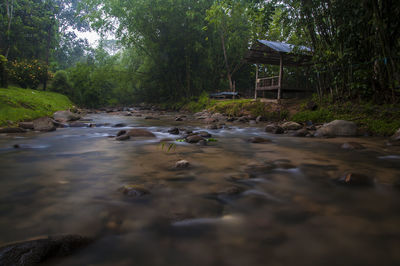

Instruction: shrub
[50,70,71,95]
[8,59,50,89]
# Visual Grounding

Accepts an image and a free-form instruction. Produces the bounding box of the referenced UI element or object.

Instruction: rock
[0,235,92,265]
[335,172,374,187]
[256,116,263,123]
[168,127,180,135]
[198,139,207,146]
[204,117,217,124]
[226,117,236,122]
[315,120,357,137]
[175,159,190,168]
[186,135,204,143]
[113,123,127,127]
[248,137,272,143]
[33,117,56,132]
[18,122,34,130]
[0,127,27,133]
[144,116,159,120]
[126,129,155,138]
[281,121,302,131]
[175,117,183,121]
[119,184,150,197]
[68,122,88,128]
[116,130,127,137]
[198,131,212,138]
[341,142,365,150]
[116,135,130,141]
[206,124,218,130]
[265,124,284,134]
[291,128,309,137]
[390,128,400,141]
[53,110,81,122]
[237,116,248,123]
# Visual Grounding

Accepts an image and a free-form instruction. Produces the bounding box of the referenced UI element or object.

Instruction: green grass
[0,86,74,126]
[291,101,400,136]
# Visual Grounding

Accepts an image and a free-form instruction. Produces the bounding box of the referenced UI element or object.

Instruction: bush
[50,70,71,95]
[8,59,51,89]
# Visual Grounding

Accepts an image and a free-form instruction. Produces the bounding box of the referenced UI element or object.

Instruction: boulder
[281,121,302,131]
[248,137,272,143]
[119,184,150,197]
[265,125,284,134]
[315,120,357,137]
[168,127,180,135]
[186,135,204,143]
[33,117,56,132]
[0,127,27,133]
[237,116,249,123]
[341,142,365,150]
[204,117,218,124]
[18,122,34,130]
[0,235,92,265]
[53,110,81,122]
[206,124,219,130]
[176,159,190,168]
[126,129,155,138]
[335,172,374,187]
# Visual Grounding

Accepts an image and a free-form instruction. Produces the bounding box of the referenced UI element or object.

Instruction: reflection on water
[0,113,400,265]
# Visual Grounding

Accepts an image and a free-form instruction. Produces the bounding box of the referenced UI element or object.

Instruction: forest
[1,0,399,108]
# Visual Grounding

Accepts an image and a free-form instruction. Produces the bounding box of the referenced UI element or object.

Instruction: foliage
[8,60,51,89]
[50,70,71,94]
[0,86,73,125]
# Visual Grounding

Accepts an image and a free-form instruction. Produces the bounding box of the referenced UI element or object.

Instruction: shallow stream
[1,112,400,265]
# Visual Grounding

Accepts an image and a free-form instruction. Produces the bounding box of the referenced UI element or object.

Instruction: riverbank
[173,96,400,136]
[0,86,74,126]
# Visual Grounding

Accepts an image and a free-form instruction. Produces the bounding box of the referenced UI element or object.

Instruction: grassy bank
[176,93,399,136]
[291,101,400,136]
[0,86,74,126]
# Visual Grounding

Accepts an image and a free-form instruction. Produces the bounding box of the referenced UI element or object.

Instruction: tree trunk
[220,32,233,91]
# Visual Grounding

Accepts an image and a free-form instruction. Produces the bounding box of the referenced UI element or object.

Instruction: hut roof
[245,40,313,66]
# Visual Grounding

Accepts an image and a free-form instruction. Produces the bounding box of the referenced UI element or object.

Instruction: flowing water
[1,112,400,265]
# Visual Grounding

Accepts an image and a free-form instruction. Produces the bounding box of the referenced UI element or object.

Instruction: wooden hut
[245,40,313,100]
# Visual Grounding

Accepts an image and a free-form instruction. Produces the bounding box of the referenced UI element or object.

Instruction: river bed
[1,112,400,265]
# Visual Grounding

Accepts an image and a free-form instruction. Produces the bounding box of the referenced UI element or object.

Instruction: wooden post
[254,64,258,99]
[278,53,283,100]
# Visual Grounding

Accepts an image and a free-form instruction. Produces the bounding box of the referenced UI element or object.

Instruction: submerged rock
[335,172,374,187]
[315,120,357,137]
[265,124,284,134]
[0,235,92,265]
[291,128,309,137]
[0,127,27,133]
[33,117,56,132]
[341,142,365,150]
[248,137,272,143]
[119,184,150,197]
[113,123,127,127]
[116,135,130,141]
[175,159,190,168]
[198,131,212,138]
[116,130,127,137]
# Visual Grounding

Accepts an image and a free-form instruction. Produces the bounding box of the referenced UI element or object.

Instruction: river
[0,111,400,265]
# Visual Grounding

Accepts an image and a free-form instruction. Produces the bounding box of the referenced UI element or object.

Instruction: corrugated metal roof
[258,40,312,53]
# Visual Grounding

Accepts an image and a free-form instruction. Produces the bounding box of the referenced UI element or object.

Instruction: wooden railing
[256,76,280,90]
